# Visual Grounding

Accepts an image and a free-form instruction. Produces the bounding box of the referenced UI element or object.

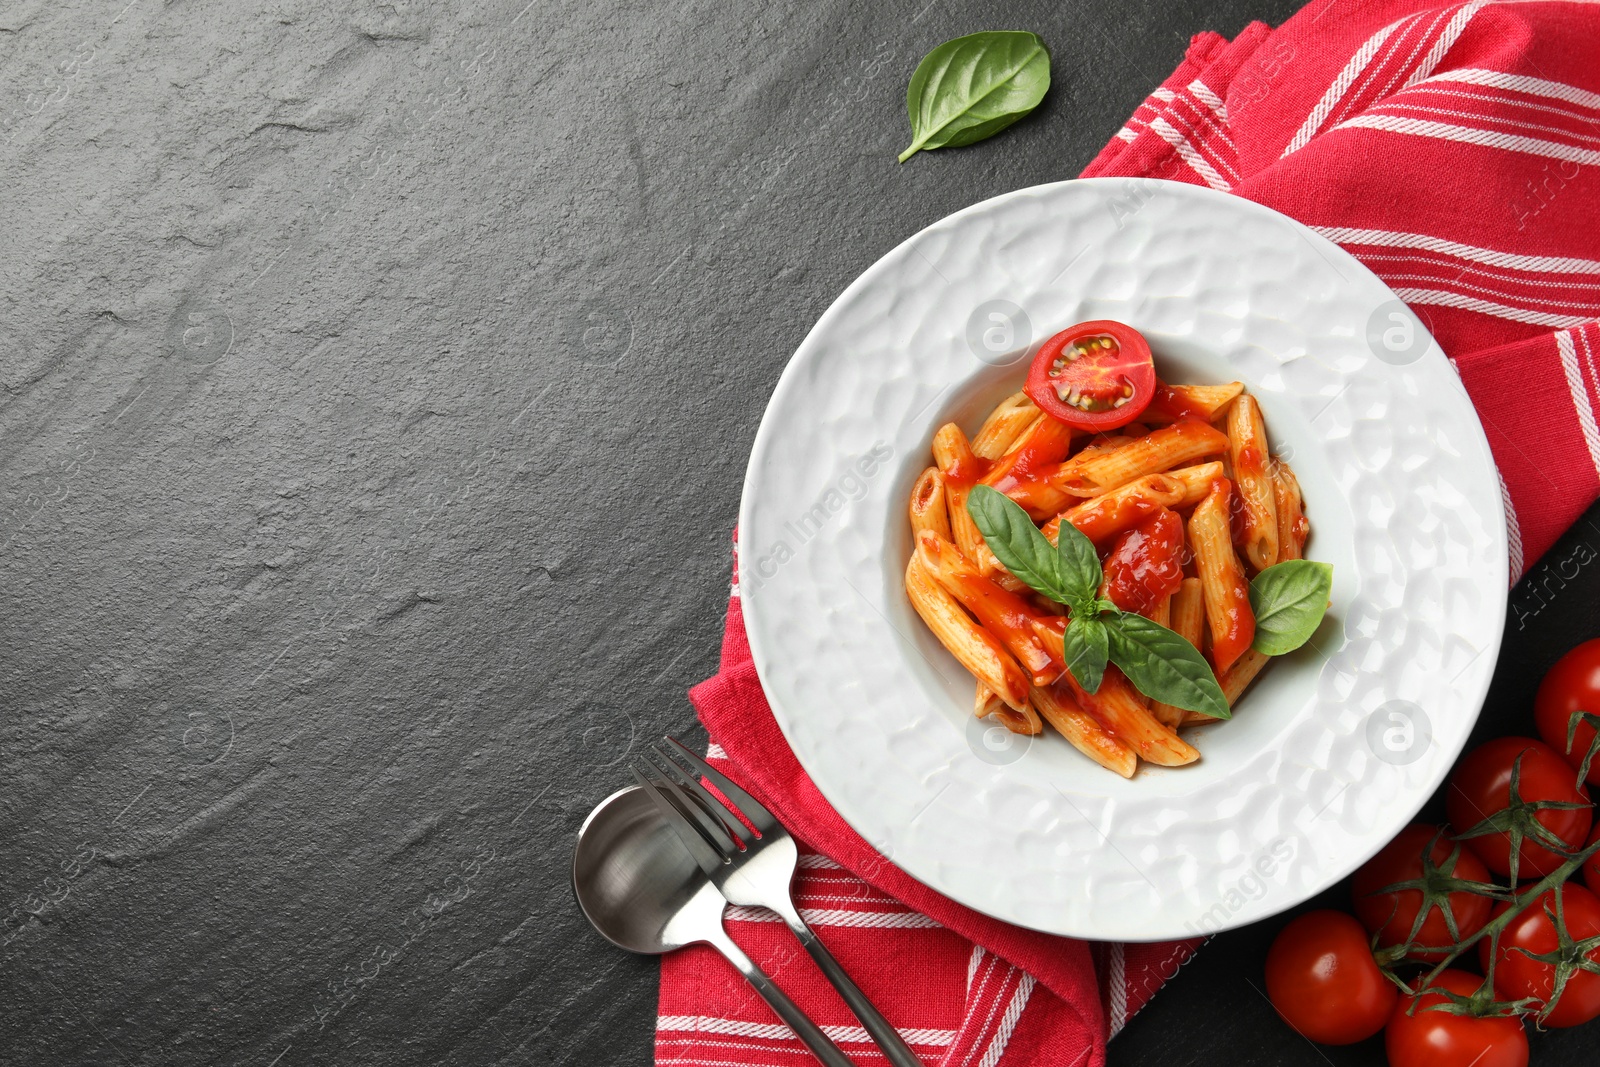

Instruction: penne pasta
[1030,682,1137,778]
[905,556,1031,711]
[908,467,953,543]
[904,346,1316,779]
[982,416,1077,519]
[1186,648,1272,723]
[1048,421,1228,498]
[1227,395,1280,571]
[1272,459,1308,562]
[972,392,1042,459]
[1188,478,1256,674]
[1143,381,1245,424]
[1060,669,1200,767]
[1041,473,1185,546]
[1071,434,1137,464]
[932,423,985,561]
[1167,461,1226,508]
[1220,647,1271,705]
[1151,578,1204,728]
[916,532,1060,685]
[977,682,1043,734]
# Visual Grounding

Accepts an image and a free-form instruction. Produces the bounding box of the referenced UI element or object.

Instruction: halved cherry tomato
[1101,508,1184,617]
[1264,910,1396,1045]
[1445,737,1592,880]
[1386,969,1528,1067]
[1480,884,1600,1027]
[1024,321,1155,432]
[1535,639,1600,787]
[1352,823,1494,960]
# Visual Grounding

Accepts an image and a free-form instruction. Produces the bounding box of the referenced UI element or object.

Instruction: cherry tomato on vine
[1445,737,1592,879]
[1352,823,1494,959]
[1386,969,1528,1067]
[1479,883,1600,1027]
[1535,639,1600,787]
[1023,320,1155,432]
[1264,910,1396,1045]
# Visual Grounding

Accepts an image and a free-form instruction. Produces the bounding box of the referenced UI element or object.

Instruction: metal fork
[632,737,924,1067]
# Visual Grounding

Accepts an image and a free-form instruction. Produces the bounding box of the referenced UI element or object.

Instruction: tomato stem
[1418,836,1600,991]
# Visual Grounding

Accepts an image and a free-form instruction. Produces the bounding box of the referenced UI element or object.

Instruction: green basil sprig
[899,31,1051,163]
[1249,559,1334,655]
[967,485,1231,720]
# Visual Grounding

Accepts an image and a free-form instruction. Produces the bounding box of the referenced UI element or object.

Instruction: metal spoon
[572,786,857,1067]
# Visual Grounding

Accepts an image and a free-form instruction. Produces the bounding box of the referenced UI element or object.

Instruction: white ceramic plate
[739,178,1508,942]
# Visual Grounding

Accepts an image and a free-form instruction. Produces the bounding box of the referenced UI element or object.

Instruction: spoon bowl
[571,785,725,955]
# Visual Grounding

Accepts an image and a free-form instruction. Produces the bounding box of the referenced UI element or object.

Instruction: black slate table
[4,1,1594,1064]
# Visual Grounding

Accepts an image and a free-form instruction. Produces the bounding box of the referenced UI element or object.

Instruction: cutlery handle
[783,912,925,1067]
[705,927,858,1067]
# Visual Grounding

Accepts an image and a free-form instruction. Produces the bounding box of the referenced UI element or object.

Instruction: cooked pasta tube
[1048,421,1228,497]
[905,556,1031,710]
[976,681,1042,733]
[972,393,1042,459]
[1040,473,1185,545]
[1153,578,1205,728]
[1070,435,1136,464]
[975,682,1007,720]
[1166,461,1226,508]
[1143,381,1245,424]
[1188,479,1255,674]
[932,423,985,561]
[1059,668,1200,767]
[908,467,952,543]
[1030,682,1137,778]
[981,417,1076,519]
[1272,460,1308,562]
[916,532,1059,685]
[1184,648,1272,723]
[1227,395,1279,571]
[1219,647,1270,705]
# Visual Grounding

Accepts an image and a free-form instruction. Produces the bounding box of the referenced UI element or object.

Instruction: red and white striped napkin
[659,2,1600,1064]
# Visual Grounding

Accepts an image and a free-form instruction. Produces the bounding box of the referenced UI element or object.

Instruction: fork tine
[645,749,751,847]
[636,751,748,851]
[659,736,778,833]
[629,766,730,875]
[634,760,742,861]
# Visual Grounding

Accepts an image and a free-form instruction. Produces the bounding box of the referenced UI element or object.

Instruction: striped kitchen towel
[661,1,1600,1064]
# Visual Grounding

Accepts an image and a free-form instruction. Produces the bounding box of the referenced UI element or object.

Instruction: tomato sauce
[1102,510,1185,616]
[983,419,1074,489]
[944,449,989,488]
[1211,480,1256,670]
[1147,381,1210,423]
[1212,574,1255,673]
[1063,495,1164,544]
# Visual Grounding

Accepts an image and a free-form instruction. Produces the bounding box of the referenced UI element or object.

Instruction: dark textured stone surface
[3,1,1589,1065]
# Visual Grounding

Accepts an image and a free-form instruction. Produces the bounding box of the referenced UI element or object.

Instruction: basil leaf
[965,485,1083,607]
[1053,519,1102,613]
[1250,560,1334,656]
[899,31,1051,163]
[1105,613,1231,720]
[1063,617,1109,693]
